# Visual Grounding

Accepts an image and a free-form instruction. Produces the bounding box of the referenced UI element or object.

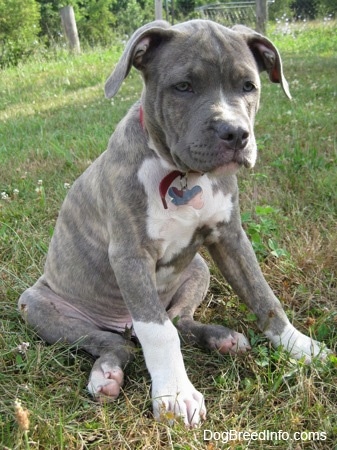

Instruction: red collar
[159,170,184,209]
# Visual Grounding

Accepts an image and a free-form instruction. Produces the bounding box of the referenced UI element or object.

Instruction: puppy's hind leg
[85,332,134,402]
[167,254,251,354]
[18,279,135,402]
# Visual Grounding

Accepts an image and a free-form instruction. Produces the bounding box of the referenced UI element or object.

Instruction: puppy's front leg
[208,226,330,362]
[109,249,206,426]
[134,319,206,426]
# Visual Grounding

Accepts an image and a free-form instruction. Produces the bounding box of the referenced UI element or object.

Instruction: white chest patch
[138,158,233,263]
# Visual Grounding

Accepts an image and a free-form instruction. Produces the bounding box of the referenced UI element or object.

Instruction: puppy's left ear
[233,25,291,99]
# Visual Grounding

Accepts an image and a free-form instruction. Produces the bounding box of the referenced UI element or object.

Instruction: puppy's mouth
[172,147,255,175]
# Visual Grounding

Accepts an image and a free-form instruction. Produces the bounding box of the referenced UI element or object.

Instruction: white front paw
[134,319,206,426]
[152,377,206,427]
[271,324,330,362]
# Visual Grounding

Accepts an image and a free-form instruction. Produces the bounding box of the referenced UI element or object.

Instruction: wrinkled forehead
[151,23,257,80]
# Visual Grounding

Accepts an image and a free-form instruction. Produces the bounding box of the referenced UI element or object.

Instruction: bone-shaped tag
[168,185,204,209]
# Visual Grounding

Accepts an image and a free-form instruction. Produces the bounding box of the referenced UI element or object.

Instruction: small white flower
[17,342,30,354]
[13,189,19,196]
[64,182,71,189]
[37,179,43,186]
[1,192,9,200]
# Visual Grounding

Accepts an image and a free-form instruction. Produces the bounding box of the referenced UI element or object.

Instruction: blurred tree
[110,0,154,34]
[77,0,116,45]
[291,0,318,20]
[38,0,63,42]
[269,0,293,20]
[0,0,41,66]
[176,0,196,16]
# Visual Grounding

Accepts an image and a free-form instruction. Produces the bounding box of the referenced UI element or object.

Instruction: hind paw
[87,362,124,402]
[204,325,251,354]
[210,330,251,354]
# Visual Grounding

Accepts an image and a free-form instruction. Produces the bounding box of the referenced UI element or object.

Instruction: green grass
[1,20,337,449]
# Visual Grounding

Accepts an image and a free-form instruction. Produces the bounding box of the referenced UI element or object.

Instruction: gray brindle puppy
[19,20,329,427]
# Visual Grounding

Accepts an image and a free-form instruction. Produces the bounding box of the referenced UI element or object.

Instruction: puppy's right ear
[105,21,171,99]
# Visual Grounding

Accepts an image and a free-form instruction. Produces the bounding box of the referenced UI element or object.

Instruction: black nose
[217,123,249,150]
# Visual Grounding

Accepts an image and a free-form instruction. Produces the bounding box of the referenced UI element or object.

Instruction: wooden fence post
[155,0,163,20]
[60,6,80,53]
[256,0,268,34]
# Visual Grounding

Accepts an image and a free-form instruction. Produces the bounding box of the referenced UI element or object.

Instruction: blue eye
[243,81,256,92]
[175,82,193,93]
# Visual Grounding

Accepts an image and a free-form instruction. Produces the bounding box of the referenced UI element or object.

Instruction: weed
[242,204,289,260]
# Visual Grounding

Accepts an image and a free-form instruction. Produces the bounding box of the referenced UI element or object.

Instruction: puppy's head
[105,20,291,175]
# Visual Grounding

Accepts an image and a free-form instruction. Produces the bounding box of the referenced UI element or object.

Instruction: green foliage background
[0,0,41,66]
[0,0,336,67]
[269,0,336,20]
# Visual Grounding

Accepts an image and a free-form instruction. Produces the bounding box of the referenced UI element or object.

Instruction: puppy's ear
[105,21,171,99]
[233,25,291,99]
